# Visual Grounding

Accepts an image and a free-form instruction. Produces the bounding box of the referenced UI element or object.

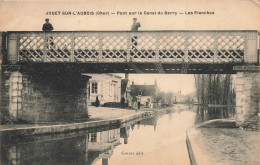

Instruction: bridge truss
[4,30,259,74]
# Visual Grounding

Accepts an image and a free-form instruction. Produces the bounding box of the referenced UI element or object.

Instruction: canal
[1,105,197,165]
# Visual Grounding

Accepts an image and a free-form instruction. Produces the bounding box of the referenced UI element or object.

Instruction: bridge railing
[6,30,258,64]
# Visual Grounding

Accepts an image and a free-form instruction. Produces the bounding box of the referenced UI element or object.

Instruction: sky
[0,0,259,31]
[0,0,259,95]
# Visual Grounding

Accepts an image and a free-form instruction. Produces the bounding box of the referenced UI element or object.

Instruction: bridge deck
[3,30,259,73]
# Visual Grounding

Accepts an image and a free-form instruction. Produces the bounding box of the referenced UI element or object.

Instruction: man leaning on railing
[131,18,141,50]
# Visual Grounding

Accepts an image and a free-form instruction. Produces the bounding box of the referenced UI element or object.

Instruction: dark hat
[133,18,137,20]
[45,18,49,21]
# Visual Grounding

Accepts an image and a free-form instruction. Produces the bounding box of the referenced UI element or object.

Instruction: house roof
[83,73,122,80]
[130,85,157,96]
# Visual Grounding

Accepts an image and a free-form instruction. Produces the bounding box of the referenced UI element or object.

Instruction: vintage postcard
[0,0,259,165]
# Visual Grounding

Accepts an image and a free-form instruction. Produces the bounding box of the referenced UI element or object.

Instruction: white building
[87,74,122,105]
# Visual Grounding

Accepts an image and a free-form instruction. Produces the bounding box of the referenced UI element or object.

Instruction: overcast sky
[0,0,259,31]
[0,0,259,95]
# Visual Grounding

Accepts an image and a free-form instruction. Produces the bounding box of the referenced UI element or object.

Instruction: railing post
[257,31,260,66]
[181,31,189,73]
[0,32,6,65]
[244,31,258,64]
[244,31,248,63]
[155,33,160,61]
[98,32,103,62]
[70,32,75,62]
[16,32,20,62]
[184,31,189,63]
[7,32,18,64]
[43,32,47,62]
[126,32,131,62]
[213,31,218,63]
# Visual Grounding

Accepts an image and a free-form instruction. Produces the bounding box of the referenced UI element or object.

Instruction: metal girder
[126,63,143,73]
[154,63,165,73]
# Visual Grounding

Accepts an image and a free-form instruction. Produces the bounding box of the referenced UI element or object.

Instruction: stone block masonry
[234,66,260,128]
[0,32,8,123]
[1,67,91,123]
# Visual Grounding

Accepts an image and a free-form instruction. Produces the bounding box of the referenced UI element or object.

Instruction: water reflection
[195,105,235,124]
[1,109,196,165]
[1,128,121,165]
[1,133,88,165]
[120,126,130,144]
[139,115,159,132]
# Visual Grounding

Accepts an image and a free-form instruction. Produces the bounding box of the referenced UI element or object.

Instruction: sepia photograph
[0,0,259,164]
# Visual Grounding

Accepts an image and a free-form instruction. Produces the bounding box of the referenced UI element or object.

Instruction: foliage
[194,74,235,105]
[0,113,13,125]
[154,91,174,104]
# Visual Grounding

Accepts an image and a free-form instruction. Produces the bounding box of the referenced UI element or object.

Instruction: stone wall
[1,68,90,123]
[0,32,10,124]
[0,69,12,124]
[234,66,260,129]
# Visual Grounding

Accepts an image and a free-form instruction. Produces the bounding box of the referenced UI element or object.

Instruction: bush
[0,113,13,125]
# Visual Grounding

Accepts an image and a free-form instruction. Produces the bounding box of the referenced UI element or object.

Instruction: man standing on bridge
[42,18,54,49]
[42,18,54,32]
[131,18,141,50]
[131,18,141,31]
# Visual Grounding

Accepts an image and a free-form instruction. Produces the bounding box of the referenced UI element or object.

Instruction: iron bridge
[4,30,259,74]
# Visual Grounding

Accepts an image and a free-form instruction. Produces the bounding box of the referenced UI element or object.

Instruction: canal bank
[186,119,260,165]
[0,106,173,137]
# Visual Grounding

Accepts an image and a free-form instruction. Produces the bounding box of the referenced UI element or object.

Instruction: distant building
[174,90,192,103]
[130,80,157,107]
[86,74,122,105]
[175,90,184,103]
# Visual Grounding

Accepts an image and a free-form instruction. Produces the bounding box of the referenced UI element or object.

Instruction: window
[109,130,116,139]
[91,82,98,94]
[88,133,97,142]
[109,82,116,99]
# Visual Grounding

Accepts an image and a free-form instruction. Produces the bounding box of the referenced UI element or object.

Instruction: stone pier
[234,66,260,128]
[1,66,91,123]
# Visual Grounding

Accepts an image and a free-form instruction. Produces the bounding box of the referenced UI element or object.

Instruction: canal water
[1,105,196,165]
[1,104,234,165]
